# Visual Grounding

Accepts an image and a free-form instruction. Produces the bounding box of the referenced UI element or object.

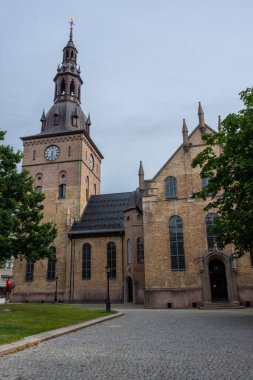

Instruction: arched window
[137,237,144,264]
[71,51,74,59]
[94,183,96,195]
[59,184,66,198]
[33,150,36,160]
[25,261,34,282]
[66,50,69,59]
[202,177,209,189]
[169,215,185,270]
[35,186,42,193]
[206,213,218,251]
[78,86,81,100]
[107,242,116,279]
[82,243,91,280]
[47,247,56,281]
[166,176,177,199]
[127,239,132,264]
[68,146,71,157]
[72,115,78,127]
[60,79,66,95]
[70,80,75,96]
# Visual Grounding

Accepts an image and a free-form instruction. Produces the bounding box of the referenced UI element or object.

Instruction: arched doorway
[209,259,228,302]
[127,277,133,302]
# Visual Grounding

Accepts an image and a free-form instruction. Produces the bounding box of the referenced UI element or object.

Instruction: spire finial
[69,16,76,42]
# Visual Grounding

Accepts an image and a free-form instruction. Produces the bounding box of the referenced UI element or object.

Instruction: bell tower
[12,20,103,302]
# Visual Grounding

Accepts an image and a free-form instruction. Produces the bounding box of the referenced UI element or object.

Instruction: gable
[152,124,216,181]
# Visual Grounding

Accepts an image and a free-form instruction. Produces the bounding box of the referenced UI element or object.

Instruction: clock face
[44,145,60,161]
[88,154,94,170]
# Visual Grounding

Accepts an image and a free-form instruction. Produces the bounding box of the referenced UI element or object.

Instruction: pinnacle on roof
[139,160,144,175]
[182,119,189,151]
[182,118,188,132]
[86,113,91,126]
[198,101,205,133]
[218,115,222,133]
[138,161,145,191]
[40,109,46,122]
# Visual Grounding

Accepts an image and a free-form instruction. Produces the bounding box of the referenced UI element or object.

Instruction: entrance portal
[127,277,133,302]
[209,259,228,302]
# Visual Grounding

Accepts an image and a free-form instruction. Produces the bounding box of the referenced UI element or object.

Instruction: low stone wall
[144,288,202,308]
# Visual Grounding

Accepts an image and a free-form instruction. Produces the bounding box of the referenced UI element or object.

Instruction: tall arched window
[107,242,116,279]
[169,215,185,270]
[70,80,75,96]
[137,237,144,264]
[127,239,132,264]
[166,176,177,199]
[25,261,34,282]
[82,243,91,280]
[47,247,56,281]
[206,213,218,251]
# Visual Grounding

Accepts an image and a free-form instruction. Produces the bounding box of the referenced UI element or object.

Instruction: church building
[11,25,253,308]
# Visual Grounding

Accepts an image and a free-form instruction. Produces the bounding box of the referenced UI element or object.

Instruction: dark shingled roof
[70,192,132,237]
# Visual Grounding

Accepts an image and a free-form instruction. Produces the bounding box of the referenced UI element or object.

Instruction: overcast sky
[1,0,252,194]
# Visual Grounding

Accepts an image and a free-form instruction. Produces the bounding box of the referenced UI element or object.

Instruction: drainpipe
[77,138,82,218]
[72,239,76,301]
[69,238,73,303]
[121,233,124,303]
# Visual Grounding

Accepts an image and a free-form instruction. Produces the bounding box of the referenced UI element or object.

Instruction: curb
[0,311,124,357]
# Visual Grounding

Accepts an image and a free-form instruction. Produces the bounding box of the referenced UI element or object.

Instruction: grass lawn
[0,303,112,345]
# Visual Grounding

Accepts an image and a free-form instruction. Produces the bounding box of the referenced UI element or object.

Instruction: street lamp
[54,276,59,303]
[105,265,111,312]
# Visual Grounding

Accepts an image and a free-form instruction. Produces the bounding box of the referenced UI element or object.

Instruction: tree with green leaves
[192,88,253,258]
[0,131,57,262]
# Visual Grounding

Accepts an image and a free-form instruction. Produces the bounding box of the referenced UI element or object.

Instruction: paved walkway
[0,307,253,379]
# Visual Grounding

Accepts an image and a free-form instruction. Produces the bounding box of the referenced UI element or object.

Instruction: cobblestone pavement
[0,307,253,380]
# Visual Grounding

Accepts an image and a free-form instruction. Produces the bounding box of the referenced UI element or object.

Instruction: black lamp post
[105,265,111,312]
[54,276,59,303]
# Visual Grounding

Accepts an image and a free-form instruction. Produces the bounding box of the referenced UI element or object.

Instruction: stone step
[200,303,245,310]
